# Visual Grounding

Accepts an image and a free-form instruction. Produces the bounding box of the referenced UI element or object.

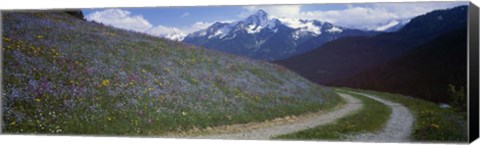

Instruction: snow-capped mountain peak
[278,18,324,36]
[182,9,379,60]
[244,10,270,26]
[187,9,337,39]
[241,10,280,34]
[163,9,410,42]
[186,9,280,38]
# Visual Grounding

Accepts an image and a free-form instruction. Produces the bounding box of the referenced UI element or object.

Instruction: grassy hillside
[1,12,340,135]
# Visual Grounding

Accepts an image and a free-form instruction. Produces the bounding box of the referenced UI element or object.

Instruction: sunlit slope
[2,12,340,135]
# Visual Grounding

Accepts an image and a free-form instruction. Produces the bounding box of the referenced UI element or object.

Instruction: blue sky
[81,2,467,38]
[83,6,242,28]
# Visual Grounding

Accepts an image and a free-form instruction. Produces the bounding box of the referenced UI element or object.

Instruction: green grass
[2,12,344,136]
[341,88,468,142]
[274,90,391,140]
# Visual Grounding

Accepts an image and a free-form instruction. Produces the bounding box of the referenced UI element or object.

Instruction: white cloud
[85,9,217,40]
[85,9,153,32]
[146,25,185,41]
[186,21,213,32]
[180,12,190,18]
[146,21,213,39]
[145,22,214,40]
[370,2,467,18]
[147,25,182,36]
[302,2,467,30]
[145,22,213,41]
[298,6,398,30]
[147,21,213,35]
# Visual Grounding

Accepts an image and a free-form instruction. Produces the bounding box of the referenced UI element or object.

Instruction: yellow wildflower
[3,37,11,42]
[100,79,110,87]
[35,98,41,102]
[37,35,44,39]
[10,121,16,125]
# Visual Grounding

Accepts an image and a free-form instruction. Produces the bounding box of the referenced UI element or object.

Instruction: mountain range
[276,6,468,103]
[182,10,380,61]
[333,27,467,103]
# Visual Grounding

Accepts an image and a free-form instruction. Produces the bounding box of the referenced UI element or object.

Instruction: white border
[0,0,472,10]
[0,135,465,145]
[0,0,478,145]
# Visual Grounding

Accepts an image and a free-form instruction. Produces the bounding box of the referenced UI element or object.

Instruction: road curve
[190,92,362,140]
[345,91,414,142]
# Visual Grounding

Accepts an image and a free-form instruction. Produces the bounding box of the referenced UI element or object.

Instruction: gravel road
[345,91,414,142]
[192,92,362,140]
